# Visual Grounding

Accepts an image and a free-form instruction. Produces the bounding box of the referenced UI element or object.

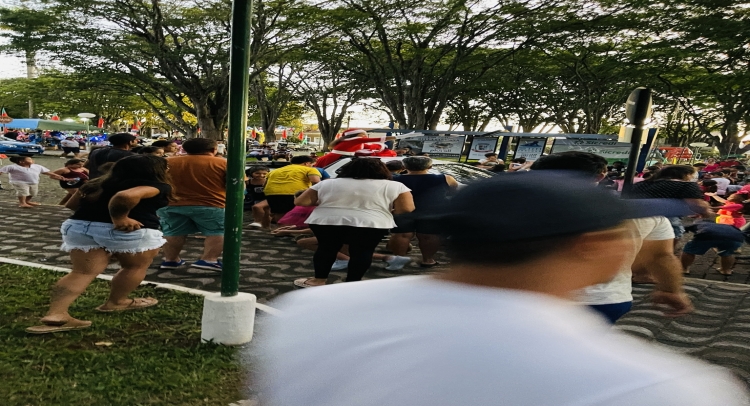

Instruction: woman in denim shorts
[26,155,174,334]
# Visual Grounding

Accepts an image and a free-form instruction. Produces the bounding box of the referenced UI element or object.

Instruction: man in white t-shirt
[707,171,731,196]
[216,140,226,156]
[531,151,693,323]
[60,137,81,158]
[260,172,747,406]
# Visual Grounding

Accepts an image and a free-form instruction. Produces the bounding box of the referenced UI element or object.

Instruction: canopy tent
[3,119,89,131]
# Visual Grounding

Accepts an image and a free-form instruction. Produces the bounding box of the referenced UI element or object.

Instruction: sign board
[398,136,466,158]
[0,116,13,124]
[513,138,546,162]
[467,137,499,160]
[551,139,632,161]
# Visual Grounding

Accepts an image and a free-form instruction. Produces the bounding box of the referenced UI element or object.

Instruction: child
[0,156,68,207]
[245,166,271,230]
[681,220,745,276]
[52,158,90,206]
[707,191,748,228]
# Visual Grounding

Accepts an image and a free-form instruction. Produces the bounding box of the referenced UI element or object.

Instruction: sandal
[294,278,325,288]
[420,262,441,268]
[26,319,92,334]
[95,297,158,312]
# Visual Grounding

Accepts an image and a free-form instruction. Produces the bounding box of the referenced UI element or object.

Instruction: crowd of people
[11,128,750,402]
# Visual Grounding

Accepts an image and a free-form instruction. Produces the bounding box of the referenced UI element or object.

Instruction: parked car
[324,156,494,184]
[0,136,46,156]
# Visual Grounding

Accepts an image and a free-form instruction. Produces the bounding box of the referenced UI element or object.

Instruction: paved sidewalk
[3,200,750,389]
[0,201,440,302]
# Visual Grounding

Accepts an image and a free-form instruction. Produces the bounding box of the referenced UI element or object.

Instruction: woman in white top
[293,158,414,287]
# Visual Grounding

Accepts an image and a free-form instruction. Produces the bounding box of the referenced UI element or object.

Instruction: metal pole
[622,88,652,193]
[221,0,254,297]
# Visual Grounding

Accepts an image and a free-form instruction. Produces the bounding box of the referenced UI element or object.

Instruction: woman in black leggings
[293,159,414,287]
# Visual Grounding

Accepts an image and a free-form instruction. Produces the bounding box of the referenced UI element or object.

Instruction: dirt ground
[0,153,75,206]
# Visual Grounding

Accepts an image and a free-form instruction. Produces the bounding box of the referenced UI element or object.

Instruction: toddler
[0,156,67,207]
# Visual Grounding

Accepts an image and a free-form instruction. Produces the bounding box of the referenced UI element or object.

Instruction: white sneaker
[331,259,349,271]
[385,256,411,271]
[248,222,262,228]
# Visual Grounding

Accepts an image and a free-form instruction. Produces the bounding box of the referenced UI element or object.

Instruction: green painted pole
[222,0,254,297]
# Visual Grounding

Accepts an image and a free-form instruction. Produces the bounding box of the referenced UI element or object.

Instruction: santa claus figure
[315,128,397,168]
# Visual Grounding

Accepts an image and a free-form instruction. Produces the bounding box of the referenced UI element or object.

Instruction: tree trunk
[194,102,221,140]
[26,50,37,118]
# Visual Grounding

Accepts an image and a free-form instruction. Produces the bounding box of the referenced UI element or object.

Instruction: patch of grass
[0,264,244,405]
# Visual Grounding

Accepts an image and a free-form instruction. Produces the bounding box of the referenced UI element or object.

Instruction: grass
[0,264,245,406]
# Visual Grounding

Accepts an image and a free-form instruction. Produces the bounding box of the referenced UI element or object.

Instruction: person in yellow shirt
[264,155,321,221]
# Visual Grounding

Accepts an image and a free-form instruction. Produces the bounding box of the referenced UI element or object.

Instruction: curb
[0,257,281,315]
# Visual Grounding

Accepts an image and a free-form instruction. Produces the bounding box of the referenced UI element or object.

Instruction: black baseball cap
[433,171,694,242]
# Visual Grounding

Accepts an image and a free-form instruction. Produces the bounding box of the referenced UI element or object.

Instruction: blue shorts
[157,206,225,237]
[61,219,166,254]
[683,239,742,257]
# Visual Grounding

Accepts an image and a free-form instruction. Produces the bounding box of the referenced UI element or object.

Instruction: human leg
[41,248,111,324]
[720,256,736,275]
[415,233,441,265]
[162,236,187,262]
[717,241,742,275]
[201,235,224,262]
[389,233,414,256]
[158,207,199,264]
[25,184,40,205]
[11,182,32,207]
[100,248,161,310]
[680,253,696,274]
[309,224,346,282]
[344,227,387,282]
[59,189,76,205]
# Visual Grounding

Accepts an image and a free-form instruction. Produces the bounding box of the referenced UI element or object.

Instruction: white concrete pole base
[201,292,256,345]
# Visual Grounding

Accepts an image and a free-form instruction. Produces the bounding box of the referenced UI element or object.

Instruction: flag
[97,118,104,128]
[298,131,304,140]
[0,108,7,117]
[51,114,60,121]
[132,120,140,131]
[282,129,287,139]
[251,128,257,139]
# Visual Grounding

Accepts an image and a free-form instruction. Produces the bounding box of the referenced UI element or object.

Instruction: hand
[651,290,693,317]
[112,217,143,232]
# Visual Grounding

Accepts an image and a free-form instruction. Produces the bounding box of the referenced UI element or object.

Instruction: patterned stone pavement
[3,200,750,389]
[0,201,441,302]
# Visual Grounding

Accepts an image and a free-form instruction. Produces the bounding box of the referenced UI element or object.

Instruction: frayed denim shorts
[60,219,166,254]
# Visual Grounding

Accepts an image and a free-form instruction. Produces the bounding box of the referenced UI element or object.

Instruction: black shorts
[266,195,295,214]
[63,147,80,154]
[392,213,442,235]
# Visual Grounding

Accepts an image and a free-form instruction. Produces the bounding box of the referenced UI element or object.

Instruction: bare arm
[393,191,415,214]
[685,198,712,217]
[308,174,321,185]
[42,171,67,181]
[637,239,693,317]
[65,190,82,211]
[294,189,318,206]
[445,175,459,191]
[109,186,161,232]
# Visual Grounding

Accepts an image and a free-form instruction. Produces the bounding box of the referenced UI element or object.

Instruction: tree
[0,4,58,117]
[294,43,367,150]
[249,64,303,141]
[319,0,559,130]
[48,0,326,139]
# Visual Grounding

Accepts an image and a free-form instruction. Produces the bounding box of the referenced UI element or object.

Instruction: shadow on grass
[0,264,246,405]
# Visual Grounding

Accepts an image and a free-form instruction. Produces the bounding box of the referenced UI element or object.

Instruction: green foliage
[0,264,244,405]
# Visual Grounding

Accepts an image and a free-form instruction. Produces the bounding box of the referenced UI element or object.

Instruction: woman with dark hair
[26,155,174,334]
[624,164,711,283]
[292,158,415,287]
